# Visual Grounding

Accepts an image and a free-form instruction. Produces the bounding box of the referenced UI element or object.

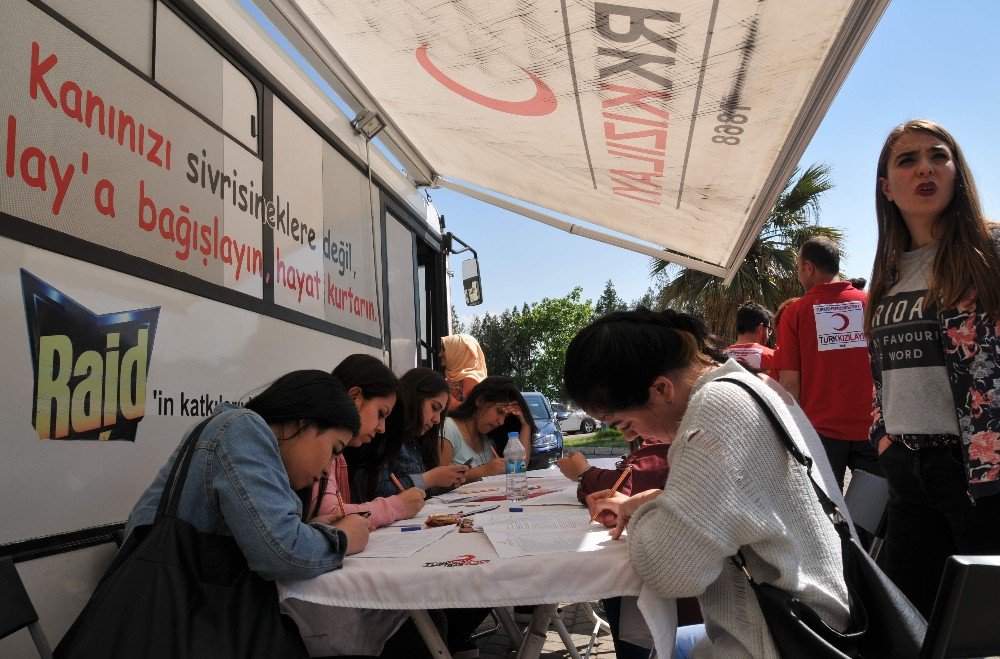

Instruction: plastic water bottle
[504,431,528,501]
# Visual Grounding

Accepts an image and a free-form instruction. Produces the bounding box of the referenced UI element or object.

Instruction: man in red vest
[775,237,881,489]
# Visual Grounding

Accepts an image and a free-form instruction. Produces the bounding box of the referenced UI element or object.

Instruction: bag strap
[716,377,852,539]
[154,416,215,523]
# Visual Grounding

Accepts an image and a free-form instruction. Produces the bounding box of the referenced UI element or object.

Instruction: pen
[400,526,422,532]
[590,466,632,523]
[335,491,348,518]
[390,474,405,492]
[491,445,500,459]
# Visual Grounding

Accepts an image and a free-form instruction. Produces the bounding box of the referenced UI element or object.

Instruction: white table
[278,468,676,657]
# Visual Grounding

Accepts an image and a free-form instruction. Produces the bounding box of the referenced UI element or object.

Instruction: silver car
[551,403,598,434]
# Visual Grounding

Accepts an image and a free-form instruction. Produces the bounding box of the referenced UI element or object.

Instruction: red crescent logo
[833,313,850,332]
[415,44,557,117]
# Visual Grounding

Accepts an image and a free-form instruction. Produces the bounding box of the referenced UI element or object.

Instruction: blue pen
[400,526,422,532]
[508,507,523,512]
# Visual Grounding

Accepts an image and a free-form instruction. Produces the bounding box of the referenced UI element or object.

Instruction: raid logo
[21,270,160,441]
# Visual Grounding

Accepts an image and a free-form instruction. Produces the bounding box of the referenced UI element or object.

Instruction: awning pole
[438,179,728,278]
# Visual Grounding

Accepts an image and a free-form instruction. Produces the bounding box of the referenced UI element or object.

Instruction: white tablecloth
[278,471,677,656]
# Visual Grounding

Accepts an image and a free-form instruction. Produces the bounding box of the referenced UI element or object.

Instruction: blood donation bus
[0,0,885,653]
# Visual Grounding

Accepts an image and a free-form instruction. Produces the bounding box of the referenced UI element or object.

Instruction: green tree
[467,309,532,391]
[519,287,594,400]
[651,163,843,340]
[594,279,627,317]
[450,305,465,334]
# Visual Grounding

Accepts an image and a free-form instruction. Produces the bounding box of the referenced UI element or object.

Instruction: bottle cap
[507,431,520,439]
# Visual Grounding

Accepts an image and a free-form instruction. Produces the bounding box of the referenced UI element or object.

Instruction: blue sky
[247,1,1000,325]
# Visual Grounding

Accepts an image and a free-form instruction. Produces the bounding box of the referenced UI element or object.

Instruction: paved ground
[472,602,618,658]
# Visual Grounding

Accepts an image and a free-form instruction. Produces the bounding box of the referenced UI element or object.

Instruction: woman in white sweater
[564,308,850,658]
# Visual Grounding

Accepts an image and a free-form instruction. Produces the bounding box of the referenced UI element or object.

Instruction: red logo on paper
[415,45,557,117]
[833,313,850,332]
[423,554,490,568]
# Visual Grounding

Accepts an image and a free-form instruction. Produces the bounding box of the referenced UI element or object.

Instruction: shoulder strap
[716,377,851,537]
[154,416,216,523]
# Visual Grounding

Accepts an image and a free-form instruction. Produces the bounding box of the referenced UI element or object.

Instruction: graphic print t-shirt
[869,242,960,435]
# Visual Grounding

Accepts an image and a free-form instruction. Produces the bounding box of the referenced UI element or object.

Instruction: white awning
[262,0,888,280]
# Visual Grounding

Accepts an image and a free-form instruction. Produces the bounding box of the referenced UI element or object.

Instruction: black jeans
[601,597,652,659]
[819,435,883,490]
[879,442,1000,617]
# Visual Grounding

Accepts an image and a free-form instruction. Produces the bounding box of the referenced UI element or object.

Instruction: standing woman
[306,355,425,529]
[440,333,489,409]
[867,119,1000,616]
[349,367,470,501]
[441,376,534,480]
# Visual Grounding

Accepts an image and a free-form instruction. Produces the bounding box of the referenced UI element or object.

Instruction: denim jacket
[124,404,348,581]
[350,441,427,502]
[871,289,1000,499]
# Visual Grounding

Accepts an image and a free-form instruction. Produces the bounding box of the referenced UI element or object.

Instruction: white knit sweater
[628,360,850,658]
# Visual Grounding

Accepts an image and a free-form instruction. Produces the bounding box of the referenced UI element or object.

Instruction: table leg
[495,607,524,648]
[407,609,452,658]
[514,603,558,659]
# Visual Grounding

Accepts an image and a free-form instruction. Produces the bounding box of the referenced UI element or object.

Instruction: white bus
[0,1,458,652]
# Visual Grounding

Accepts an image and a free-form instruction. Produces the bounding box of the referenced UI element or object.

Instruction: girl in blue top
[349,368,471,500]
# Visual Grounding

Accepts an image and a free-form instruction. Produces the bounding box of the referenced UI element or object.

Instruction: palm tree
[651,163,843,341]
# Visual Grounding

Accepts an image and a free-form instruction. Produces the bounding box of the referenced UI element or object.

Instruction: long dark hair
[867,119,1000,333]
[332,353,398,398]
[352,368,449,501]
[245,369,359,435]
[449,376,534,445]
[563,307,726,415]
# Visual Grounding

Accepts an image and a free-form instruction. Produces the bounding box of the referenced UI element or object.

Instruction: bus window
[386,212,418,371]
[45,0,154,74]
[154,2,258,152]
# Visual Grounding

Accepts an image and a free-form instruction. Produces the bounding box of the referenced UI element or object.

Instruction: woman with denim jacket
[867,119,1000,616]
[123,370,370,583]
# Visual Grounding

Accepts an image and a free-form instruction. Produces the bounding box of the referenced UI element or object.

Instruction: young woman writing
[306,354,425,530]
[568,309,850,658]
[124,370,370,577]
[440,376,533,480]
[349,367,469,501]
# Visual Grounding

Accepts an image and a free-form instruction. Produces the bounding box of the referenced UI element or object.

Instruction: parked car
[520,392,565,469]
[550,403,598,434]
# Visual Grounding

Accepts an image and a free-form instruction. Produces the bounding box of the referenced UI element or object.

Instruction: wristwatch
[577,466,592,484]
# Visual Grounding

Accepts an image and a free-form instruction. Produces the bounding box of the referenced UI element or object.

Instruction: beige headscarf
[441,334,488,386]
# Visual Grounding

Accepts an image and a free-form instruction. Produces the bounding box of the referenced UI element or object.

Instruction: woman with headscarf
[439,333,488,409]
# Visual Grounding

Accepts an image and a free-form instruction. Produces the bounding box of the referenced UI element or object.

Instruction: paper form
[352,525,455,558]
[470,510,592,530]
[484,526,620,559]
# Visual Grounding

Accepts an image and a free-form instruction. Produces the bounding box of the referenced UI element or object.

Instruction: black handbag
[55,417,308,658]
[718,377,926,659]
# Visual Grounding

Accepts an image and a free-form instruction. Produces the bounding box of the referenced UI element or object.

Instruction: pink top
[308,455,407,530]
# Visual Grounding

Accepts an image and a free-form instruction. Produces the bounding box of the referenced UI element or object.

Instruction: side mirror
[555,411,570,421]
[462,258,483,306]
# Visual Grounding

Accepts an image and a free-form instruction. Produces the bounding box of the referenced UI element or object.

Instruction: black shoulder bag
[717,377,926,659]
[55,417,309,658]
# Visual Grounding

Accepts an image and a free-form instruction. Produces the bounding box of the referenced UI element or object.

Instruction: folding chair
[0,558,53,659]
[843,468,889,559]
[580,601,612,659]
[920,555,1000,659]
